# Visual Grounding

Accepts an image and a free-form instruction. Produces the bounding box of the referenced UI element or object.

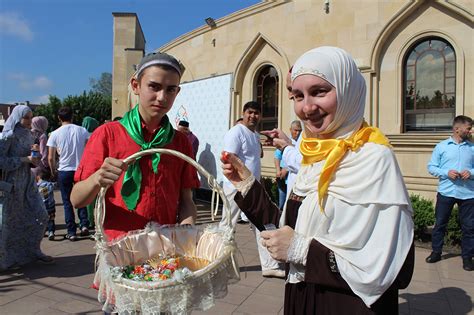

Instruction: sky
[0,0,260,104]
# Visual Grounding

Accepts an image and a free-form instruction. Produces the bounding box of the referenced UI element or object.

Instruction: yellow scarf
[300,122,391,211]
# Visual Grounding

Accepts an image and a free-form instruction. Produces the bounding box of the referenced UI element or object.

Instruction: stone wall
[112,0,473,199]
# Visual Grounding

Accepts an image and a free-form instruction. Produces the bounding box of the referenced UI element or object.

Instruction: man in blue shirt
[426,115,473,271]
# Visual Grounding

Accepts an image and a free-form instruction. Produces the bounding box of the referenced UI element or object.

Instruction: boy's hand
[94,157,128,187]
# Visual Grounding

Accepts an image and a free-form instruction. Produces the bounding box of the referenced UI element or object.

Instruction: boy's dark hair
[453,115,472,126]
[57,107,73,122]
[243,101,260,113]
[38,168,52,181]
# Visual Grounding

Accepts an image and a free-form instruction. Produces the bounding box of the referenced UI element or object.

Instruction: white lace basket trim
[94,223,239,314]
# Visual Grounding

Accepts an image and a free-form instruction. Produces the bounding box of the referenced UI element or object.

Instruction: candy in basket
[93,148,239,314]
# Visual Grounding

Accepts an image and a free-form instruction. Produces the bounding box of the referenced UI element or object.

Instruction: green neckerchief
[119,105,174,210]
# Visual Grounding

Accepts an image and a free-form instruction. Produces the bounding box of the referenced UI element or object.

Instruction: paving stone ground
[0,191,473,314]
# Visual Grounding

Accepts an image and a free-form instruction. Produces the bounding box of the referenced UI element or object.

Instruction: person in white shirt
[221,101,284,278]
[47,107,90,241]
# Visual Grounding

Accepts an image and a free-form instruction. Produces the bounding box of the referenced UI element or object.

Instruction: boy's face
[131,66,181,123]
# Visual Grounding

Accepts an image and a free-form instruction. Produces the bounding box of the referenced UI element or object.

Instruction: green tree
[34,91,111,132]
[62,91,111,126]
[33,95,63,132]
[89,72,112,97]
[33,72,112,131]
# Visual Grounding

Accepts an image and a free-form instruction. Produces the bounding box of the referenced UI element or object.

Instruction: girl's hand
[260,225,295,262]
[220,151,251,186]
[261,129,293,150]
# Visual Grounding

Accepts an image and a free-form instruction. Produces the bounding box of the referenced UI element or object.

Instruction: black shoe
[462,258,473,271]
[237,219,249,225]
[80,227,90,237]
[425,251,442,263]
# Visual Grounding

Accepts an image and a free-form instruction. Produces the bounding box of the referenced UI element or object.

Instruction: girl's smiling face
[291,74,337,139]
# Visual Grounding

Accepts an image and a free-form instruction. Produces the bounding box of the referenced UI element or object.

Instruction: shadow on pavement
[240,265,262,272]
[399,287,472,315]
[0,253,96,281]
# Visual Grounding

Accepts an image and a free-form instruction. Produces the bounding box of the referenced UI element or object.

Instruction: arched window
[403,38,456,132]
[255,65,279,131]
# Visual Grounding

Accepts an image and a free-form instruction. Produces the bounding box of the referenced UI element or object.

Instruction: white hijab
[291,46,366,139]
[283,47,414,307]
[0,105,32,140]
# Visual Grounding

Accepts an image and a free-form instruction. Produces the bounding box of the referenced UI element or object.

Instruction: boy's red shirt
[75,121,200,240]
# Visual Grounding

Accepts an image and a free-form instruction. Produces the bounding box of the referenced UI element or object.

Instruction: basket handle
[94,148,232,242]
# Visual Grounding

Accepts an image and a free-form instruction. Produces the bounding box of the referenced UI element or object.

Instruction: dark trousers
[58,171,89,236]
[46,206,56,233]
[431,193,474,259]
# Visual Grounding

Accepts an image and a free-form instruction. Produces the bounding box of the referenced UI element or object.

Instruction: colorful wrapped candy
[120,256,197,282]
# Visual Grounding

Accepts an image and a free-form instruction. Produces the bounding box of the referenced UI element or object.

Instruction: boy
[71,52,199,241]
[37,169,56,240]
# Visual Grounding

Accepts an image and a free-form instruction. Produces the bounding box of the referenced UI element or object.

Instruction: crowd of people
[0,52,204,274]
[0,46,471,314]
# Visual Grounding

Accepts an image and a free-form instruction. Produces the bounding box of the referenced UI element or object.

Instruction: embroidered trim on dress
[328,250,339,273]
[287,233,311,265]
[288,192,305,203]
[234,175,255,197]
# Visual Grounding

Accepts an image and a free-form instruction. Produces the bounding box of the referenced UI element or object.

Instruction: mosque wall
[112,0,473,200]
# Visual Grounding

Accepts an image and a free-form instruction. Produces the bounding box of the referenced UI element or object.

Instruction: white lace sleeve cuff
[234,175,255,197]
[287,233,311,265]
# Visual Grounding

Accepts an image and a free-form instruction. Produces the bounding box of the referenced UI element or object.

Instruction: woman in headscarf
[31,116,50,177]
[81,116,100,229]
[82,116,100,137]
[221,47,414,314]
[0,105,53,269]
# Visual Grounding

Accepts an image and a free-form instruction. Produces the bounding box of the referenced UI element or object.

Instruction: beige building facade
[111,0,473,200]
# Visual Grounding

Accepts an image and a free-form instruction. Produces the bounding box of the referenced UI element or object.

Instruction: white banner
[169,74,232,188]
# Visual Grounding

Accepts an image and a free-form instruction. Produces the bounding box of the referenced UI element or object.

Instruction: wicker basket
[93,148,239,314]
